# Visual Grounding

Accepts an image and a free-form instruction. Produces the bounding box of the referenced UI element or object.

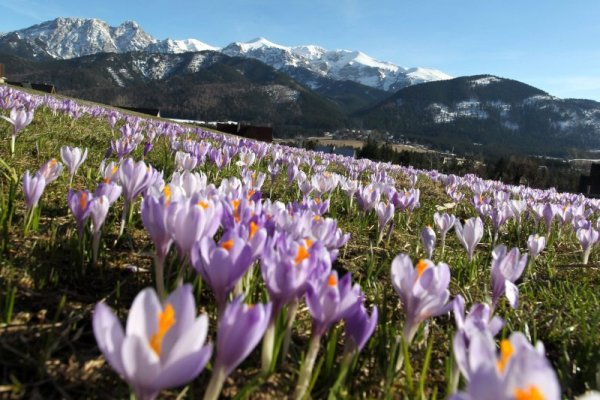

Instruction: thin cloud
[0,1,63,22]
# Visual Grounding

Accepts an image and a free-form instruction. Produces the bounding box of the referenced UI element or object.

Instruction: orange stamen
[416,259,428,278]
[295,245,310,265]
[197,200,209,209]
[149,304,176,356]
[327,273,337,287]
[249,222,259,238]
[221,239,234,251]
[497,339,514,373]
[79,192,88,210]
[514,385,544,400]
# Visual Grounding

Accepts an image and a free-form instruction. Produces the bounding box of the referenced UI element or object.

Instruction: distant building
[6,80,56,94]
[115,106,161,117]
[315,145,356,158]
[579,163,600,196]
[216,123,273,143]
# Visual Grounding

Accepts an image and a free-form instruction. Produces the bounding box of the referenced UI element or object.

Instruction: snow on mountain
[223,37,451,91]
[147,38,220,54]
[3,17,452,91]
[4,17,219,59]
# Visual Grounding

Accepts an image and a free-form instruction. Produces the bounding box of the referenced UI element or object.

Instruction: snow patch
[470,76,501,87]
[107,67,125,87]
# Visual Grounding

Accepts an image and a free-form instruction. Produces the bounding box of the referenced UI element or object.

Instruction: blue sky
[2,0,600,100]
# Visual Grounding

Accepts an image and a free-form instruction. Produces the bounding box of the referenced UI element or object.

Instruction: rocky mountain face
[0,17,450,91]
[2,18,600,157]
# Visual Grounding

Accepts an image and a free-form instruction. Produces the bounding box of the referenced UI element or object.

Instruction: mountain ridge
[0,17,451,91]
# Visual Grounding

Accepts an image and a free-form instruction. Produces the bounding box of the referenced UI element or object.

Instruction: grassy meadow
[0,86,599,399]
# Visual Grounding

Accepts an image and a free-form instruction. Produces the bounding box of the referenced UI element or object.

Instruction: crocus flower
[455,217,484,261]
[420,226,436,259]
[67,189,92,236]
[391,254,452,344]
[449,331,560,400]
[118,158,154,236]
[452,295,504,382]
[295,272,361,399]
[94,181,122,205]
[576,226,599,265]
[203,296,271,400]
[60,146,88,186]
[1,107,34,155]
[22,170,46,211]
[433,212,456,251]
[93,285,213,400]
[88,195,110,264]
[38,158,63,184]
[527,234,545,260]
[375,201,395,243]
[491,245,527,312]
[190,232,254,314]
[168,196,222,260]
[344,303,378,354]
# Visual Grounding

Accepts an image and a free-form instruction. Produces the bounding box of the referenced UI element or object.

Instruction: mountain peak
[1,17,451,91]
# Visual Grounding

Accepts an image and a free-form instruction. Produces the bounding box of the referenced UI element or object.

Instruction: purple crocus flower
[295,271,361,399]
[449,331,560,400]
[38,158,63,184]
[118,158,154,236]
[203,296,271,400]
[94,182,122,205]
[491,245,528,312]
[141,194,174,298]
[420,226,436,259]
[375,201,395,243]
[260,234,314,314]
[60,146,88,187]
[344,303,378,354]
[168,196,222,260]
[88,195,110,264]
[1,107,34,155]
[434,212,456,250]
[391,254,452,344]
[527,234,546,260]
[356,184,380,212]
[576,226,599,265]
[93,284,213,400]
[452,295,504,382]
[455,217,484,261]
[190,232,254,314]
[67,189,92,236]
[22,170,46,210]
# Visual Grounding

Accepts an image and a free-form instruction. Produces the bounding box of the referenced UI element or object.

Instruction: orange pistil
[149,304,176,356]
[295,245,310,265]
[249,222,259,239]
[497,339,514,373]
[416,259,428,278]
[514,385,544,400]
[197,200,209,209]
[304,238,313,248]
[221,239,234,251]
[247,189,256,200]
[79,192,88,210]
[327,273,337,287]
[163,186,171,203]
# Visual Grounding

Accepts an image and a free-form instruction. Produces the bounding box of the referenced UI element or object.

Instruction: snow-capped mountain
[0,17,450,91]
[0,17,218,60]
[222,37,452,91]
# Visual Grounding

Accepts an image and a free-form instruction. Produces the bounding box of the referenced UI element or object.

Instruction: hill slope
[356,75,600,157]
